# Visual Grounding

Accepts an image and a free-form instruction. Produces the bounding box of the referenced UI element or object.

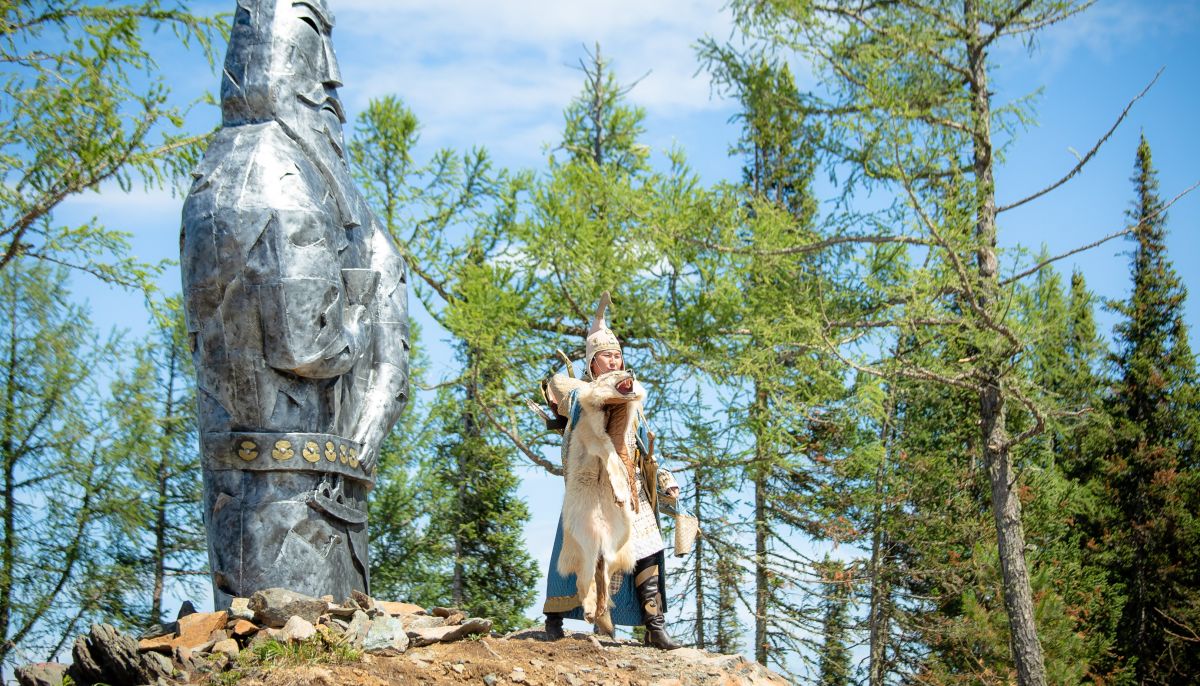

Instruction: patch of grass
[209,630,362,685]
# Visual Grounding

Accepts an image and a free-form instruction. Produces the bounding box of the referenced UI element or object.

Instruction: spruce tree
[1099,135,1200,683]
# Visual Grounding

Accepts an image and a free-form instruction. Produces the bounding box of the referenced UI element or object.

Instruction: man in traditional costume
[541,293,682,650]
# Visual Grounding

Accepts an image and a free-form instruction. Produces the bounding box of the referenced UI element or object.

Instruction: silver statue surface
[180,0,408,608]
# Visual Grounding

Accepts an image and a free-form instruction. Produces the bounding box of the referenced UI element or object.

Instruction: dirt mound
[215,628,786,686]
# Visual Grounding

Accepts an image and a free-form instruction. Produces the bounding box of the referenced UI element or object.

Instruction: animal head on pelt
[580,370,645,408]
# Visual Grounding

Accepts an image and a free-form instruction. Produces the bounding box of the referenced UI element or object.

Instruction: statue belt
[202,431,372,485]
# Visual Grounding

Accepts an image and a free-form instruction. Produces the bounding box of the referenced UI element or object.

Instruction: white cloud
[330,1,735,165]
[998,0,1199,79]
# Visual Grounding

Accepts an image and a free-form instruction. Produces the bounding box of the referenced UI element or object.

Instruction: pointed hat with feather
[585,291,621,378]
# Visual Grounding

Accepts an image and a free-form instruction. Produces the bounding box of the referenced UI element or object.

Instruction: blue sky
[50,0,1200,642]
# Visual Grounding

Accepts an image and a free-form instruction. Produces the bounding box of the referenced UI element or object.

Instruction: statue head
[221,0,347,157]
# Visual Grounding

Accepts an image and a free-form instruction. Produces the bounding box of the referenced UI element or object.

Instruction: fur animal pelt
[556,370,643,635]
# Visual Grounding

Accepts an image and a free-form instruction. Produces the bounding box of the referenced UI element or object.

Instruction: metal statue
[180,0,408,608]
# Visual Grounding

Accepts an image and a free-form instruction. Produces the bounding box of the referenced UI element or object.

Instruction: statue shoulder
[188,123,321,205]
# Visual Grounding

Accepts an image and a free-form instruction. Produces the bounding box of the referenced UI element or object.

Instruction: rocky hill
[15,590,787,686]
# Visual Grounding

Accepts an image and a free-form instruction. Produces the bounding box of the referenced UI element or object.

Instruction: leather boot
[634,558,680,650]
[544,611,565,640]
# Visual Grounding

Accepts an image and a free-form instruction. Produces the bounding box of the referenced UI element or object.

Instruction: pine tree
[369,320,452,607]
[710,3,1136,683]
[1098,135,1200,683]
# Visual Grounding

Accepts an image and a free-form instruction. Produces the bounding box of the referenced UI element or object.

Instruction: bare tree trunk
[751,382,769,666]
[867,385,896,686]
[965,3,1046,684]
[151,341,179,622]
[0,293,15,667]
[693,477,705,649]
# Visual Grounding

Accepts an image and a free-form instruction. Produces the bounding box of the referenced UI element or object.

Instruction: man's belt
[202,431,372,484]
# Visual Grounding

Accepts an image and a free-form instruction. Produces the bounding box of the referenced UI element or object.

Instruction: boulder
[175,611,229,650]
[282,615,317,642]
[14,662,67,686]
[362,614,408,655]
[66,624,173,686]
[249,588,326,628]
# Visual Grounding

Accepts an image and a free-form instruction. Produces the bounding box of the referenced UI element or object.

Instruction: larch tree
[106,296,206,624]
[0,263,134,668]
[350,95,540,630]
[0,1,222,288]
[712,2,1169,683]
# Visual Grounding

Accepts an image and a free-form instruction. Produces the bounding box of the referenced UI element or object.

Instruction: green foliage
[559,44,649,174]
[0,1,224,289]
[0,262,136,668]
[1093,136,1200,683]
[351,96,539,631]
[816,558,852,686]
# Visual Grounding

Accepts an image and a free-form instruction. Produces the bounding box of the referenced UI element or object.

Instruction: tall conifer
[1099,136,1200,682]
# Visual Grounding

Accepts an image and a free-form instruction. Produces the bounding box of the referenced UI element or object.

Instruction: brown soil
[216,628,787,686]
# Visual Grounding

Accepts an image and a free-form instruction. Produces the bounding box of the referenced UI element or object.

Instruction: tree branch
[997,69,1161,214]
[1000,179,1200,286]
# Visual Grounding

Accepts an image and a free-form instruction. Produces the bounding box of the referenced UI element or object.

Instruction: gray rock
[482,674,498,686]
[138,621,178,640]
[324,603,359,618]
[403,614,445,630]
[249,588,326,628]
[14,662,67,686]
[143,651,174,676]
[281,615,317,642]
[212,638,240,658]
[174,645,204,674]
[66,624,173,686]
[228,597,254,621]
[176,600,197,619]
[362,614,408,655]
[510,666,527,683]
[406,617,492,647]
[345,609,373,648]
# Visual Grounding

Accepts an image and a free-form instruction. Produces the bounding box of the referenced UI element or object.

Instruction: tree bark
[965,2,1047,684]
[867,385,895,686]
[752,382,769,666]
[693,476,705,649]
